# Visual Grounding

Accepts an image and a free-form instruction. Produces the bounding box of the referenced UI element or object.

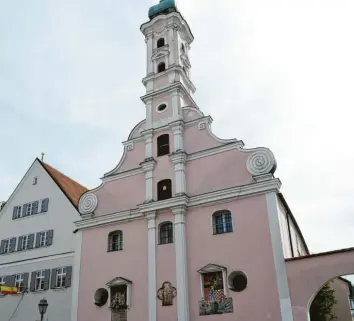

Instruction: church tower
[141,0,196,131]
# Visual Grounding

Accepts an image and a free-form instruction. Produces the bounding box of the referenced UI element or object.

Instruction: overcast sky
[1,0,354,257]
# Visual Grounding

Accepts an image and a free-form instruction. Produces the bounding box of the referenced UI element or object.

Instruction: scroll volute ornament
[157,281,177,306]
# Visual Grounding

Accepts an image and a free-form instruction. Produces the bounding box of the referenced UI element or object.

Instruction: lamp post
[38,298,48,321]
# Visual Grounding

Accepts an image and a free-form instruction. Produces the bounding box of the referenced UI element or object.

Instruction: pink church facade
[72,2,354,321]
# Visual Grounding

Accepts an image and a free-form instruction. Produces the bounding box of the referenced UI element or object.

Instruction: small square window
[212,210,233,234]
[32,177,38,185]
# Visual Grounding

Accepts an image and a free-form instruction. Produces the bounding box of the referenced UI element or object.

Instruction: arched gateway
[286,247,354,321]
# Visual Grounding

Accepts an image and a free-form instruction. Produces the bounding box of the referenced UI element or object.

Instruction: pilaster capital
[170,120,184,134]
[145,210,157,220]
[170,151,187,165]
[172,205,187,216]
[140,157,157,172]
[141,128,153,140]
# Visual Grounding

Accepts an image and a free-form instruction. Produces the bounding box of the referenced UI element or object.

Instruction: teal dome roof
[148,0,178,20]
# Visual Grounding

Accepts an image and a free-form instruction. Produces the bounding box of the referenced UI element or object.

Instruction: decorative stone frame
[197,264,228,299]
[156,101,169,113]
[106,277,132,309]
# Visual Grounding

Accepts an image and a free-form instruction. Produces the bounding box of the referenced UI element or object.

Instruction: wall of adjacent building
[277,195,308,259]
[0,160,79,321]
[330,278,352,321]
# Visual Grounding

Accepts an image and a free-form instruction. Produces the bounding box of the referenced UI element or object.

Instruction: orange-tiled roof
[39,159,88,209]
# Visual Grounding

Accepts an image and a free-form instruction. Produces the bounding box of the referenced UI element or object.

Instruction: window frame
[16,206,23,219]
[198,264,228,300]
[212,210,233,235]
[158,222,174,245]
[108,231,123,252]
[15,273,24,293]
[35,270,45,291]
[55,267,67,288]
[157,179,172,201]
[3,239,10,254]
[0,276,4,296]
[157,62,166,73]
[20,235,29,251]
[157,37,165,48]
[39,231,48,247]
[157,134,170,157]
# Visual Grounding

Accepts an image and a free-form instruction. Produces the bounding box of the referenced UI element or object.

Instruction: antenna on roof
[41,152,45,161]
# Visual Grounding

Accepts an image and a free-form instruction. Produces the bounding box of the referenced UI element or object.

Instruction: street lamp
[38,298,48,321]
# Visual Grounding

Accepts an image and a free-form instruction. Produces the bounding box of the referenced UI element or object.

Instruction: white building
[0,158,87,321]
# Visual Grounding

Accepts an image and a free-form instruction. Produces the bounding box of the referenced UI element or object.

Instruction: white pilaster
[146,211,157,321]
[172,205,189,321]
[143,129,153,158]
[171,90,183,119]
[170,152,187,195]
[171,121,184,152]
[168,26,175,65]
[140,158,156,202]
[145,100,153,130]
[70,230,82,321]
[266,192,294,321]
[146,34,154,75]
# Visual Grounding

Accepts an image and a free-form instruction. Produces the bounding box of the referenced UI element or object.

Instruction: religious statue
[110,291,126,309]
[157,281,177,306]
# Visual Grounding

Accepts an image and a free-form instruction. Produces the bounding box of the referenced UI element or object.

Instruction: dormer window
[157,62,166,73]
[157,38,165,48]
[157,179,172,201]
[157,134,170,156]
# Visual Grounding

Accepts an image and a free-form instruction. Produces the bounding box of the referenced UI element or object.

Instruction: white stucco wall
[0,160,80,321]
[276,195,307,258]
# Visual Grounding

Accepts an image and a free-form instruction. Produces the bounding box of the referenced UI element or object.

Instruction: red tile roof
[38,159,88,209]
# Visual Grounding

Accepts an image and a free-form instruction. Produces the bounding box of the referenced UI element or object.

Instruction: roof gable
[39,159,88,209]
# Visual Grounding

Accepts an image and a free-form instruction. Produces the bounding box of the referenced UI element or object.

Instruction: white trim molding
[146,211,157,321]
[140,158,157,202]
[170,151,187,195]
[71,230,82,321]
[74,179,282,231]
[172,205,189,321]
[265,192,294,321]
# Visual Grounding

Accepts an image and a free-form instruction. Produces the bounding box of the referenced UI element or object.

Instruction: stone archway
[285,247,354,321]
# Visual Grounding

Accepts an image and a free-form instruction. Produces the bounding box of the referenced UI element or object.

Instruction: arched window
[212,210,233,234]
[159,222,173,244]
[157,134,170,156]
[157,62,166,73]
[108,230,123,251]
[157,179,172,201]
[157,38,165,48]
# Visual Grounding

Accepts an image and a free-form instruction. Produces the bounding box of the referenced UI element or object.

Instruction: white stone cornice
[189,178,281,208]
[169,151,187,165]
[74,208,142,230]
[140,158,157,172]
[139,194,188,214]
[172,205,187,217]
[101,168,143,182]
[187,142,243,161]
[74,179,281,231]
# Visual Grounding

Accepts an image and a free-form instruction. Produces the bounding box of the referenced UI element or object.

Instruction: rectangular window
[35,271,45,291]
[26,203,33,216]
[20,235,29,251]
[39,231,48,247]
[15,274,24,293]
[16,206,23,218]
[213,211,233,234]
[56,268,67,288]
[3,239,10,254]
